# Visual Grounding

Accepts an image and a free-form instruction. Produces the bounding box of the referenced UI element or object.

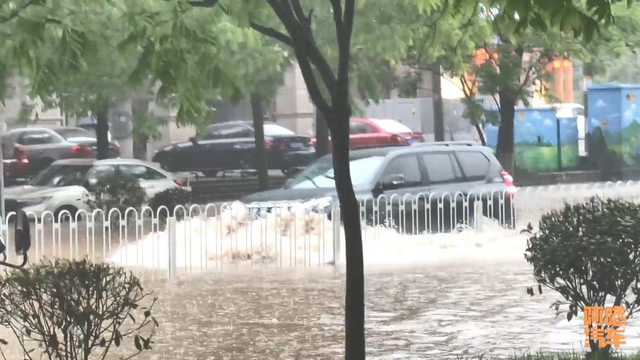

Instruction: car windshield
[264,124,294,136]
[371,119,413,134]
[287,156,385,189]
[30,164,92,187]
[55,128,95,140]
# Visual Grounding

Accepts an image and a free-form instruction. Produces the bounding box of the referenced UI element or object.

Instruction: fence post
[168,216,177,279]
[474,199,483,233]
[332,203,341,265]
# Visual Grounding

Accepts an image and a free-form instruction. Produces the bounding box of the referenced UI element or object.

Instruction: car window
[55,128,95,140]
[30,165,91,187]
[422,153,461,184]
[350,122,373,135]
[119,165,148,179]
[205,124,253,139]
[119,165,167,180]
[264,124,294,136]
[86,165,117,182]
[456,151,490,181]
[381,155,422,187]
[288,156,385,189]
[20,131,59,145]
[145,167,167,180]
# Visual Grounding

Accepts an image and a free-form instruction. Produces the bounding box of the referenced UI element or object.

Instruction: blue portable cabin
[484,105,581,173]
[586,83,640,165]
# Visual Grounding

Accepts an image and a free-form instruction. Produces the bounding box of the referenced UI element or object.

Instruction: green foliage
[150,187,191,219]
[0,259,158,360]
[524,198,640,353]
[86,175,147,223]
[132,112,167,144]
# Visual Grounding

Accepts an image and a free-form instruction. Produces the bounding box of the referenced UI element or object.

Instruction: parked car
[52,127,121,158]
[311,118,425,151]
[2,144,30,186]
[241,142,516,233]
[152,121,315,177]
[1,127,120,177]
[4,158,189,218]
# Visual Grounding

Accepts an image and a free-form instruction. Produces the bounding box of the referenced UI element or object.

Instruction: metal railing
[1,180,639,278]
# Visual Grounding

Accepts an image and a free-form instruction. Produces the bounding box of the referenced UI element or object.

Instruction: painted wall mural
[587,84,640,166]
[485,107,579,173]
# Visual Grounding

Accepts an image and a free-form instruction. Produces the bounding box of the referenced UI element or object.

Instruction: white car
[5,158,190,218]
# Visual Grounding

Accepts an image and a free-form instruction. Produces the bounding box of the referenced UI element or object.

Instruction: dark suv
[241,142,516,233]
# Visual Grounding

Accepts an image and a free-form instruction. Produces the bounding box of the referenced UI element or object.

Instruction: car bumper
[3,159,30,178]
[281,149,315,169]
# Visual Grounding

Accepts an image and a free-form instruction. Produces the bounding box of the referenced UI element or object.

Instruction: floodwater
[131,260,640,359]
[112,223,639,360]
[6,183,640,359]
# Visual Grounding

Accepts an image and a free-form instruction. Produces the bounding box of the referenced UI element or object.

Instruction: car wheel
[55,206,78,222]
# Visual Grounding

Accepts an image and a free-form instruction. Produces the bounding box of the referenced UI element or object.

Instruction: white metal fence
[2,181,640,277]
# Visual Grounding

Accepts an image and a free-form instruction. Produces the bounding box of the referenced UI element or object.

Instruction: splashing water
[108,201,529,270]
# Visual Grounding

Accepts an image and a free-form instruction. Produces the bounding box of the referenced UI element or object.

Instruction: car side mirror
[189,136,199,145]
[380,174,405,190]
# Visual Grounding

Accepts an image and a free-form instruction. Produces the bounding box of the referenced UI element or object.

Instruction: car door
[18,130,67,174]
[349,122,372,148]
[454,150,507,224]
[202,123,255,171]
[419,151,467,232]
[373,154,427,234]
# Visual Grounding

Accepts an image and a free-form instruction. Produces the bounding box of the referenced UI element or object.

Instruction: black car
[152,121,315,177]
[241,142,517,233]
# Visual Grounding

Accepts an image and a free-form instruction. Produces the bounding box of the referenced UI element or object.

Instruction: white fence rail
[2,181,640,277]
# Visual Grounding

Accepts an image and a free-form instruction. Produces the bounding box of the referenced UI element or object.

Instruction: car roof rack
[413,141,481,147]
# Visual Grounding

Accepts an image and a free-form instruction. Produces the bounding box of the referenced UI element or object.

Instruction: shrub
[524,198,640,354]
[149,187,191,230]
[86,175,147,225]
[149,187,191,218]
[0,259,158,360]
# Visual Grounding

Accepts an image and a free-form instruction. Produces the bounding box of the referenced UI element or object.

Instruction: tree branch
[0,0,34,24]
[249,21,293,47]
[266,0,332,116]
[186,0,220,8]
[335,0,355,106]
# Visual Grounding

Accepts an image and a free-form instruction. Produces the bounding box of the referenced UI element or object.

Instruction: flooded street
[133,258,640,359]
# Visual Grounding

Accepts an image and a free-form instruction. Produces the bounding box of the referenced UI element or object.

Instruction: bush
[524,198,640,355]
[0,259,158,360]
[86,175,147,224]
[149,187,191,218]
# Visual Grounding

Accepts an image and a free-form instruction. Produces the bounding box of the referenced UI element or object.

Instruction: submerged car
[152,121,315,177]
[241,142,516,233]
[5,158,189,219]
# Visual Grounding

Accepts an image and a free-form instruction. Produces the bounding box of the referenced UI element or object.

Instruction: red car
[3,144,30,185]
[312,118,425,152]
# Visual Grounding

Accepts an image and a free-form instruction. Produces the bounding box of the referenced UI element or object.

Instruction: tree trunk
[475,123,487,146]
[497,92,516,174]
[327,110,365,360]
[96,96,110,160]
[250,94,269,191]
[432,65,445,142]
[315,110,330,158]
